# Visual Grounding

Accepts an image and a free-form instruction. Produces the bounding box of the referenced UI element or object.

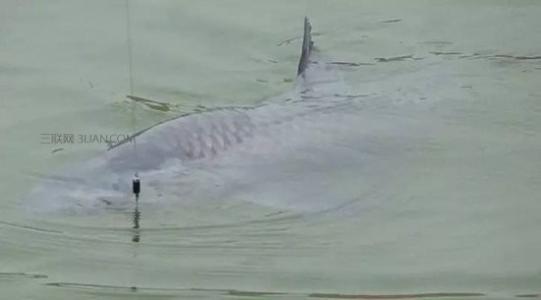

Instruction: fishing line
[125,0,140,200]
[125,0,134,96]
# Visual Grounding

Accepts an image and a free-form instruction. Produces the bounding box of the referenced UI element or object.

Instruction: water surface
[1,1,541,299]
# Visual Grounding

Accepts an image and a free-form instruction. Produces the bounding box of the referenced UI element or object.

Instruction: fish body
[26,18,410,215]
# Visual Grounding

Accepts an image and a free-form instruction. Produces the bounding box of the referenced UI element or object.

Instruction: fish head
[24,161,135,215]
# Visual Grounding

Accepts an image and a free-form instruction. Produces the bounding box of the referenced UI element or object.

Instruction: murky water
[1,1,541,299]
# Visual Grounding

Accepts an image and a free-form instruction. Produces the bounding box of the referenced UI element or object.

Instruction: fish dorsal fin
[294,17,348,100]
[297,17,313,76]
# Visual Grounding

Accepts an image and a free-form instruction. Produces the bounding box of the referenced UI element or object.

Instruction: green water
[1,1,541,299]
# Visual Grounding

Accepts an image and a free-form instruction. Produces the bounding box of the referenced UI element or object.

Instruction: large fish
[26,18,421,215]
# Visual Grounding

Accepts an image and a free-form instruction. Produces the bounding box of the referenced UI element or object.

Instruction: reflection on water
[132,198,140,243]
